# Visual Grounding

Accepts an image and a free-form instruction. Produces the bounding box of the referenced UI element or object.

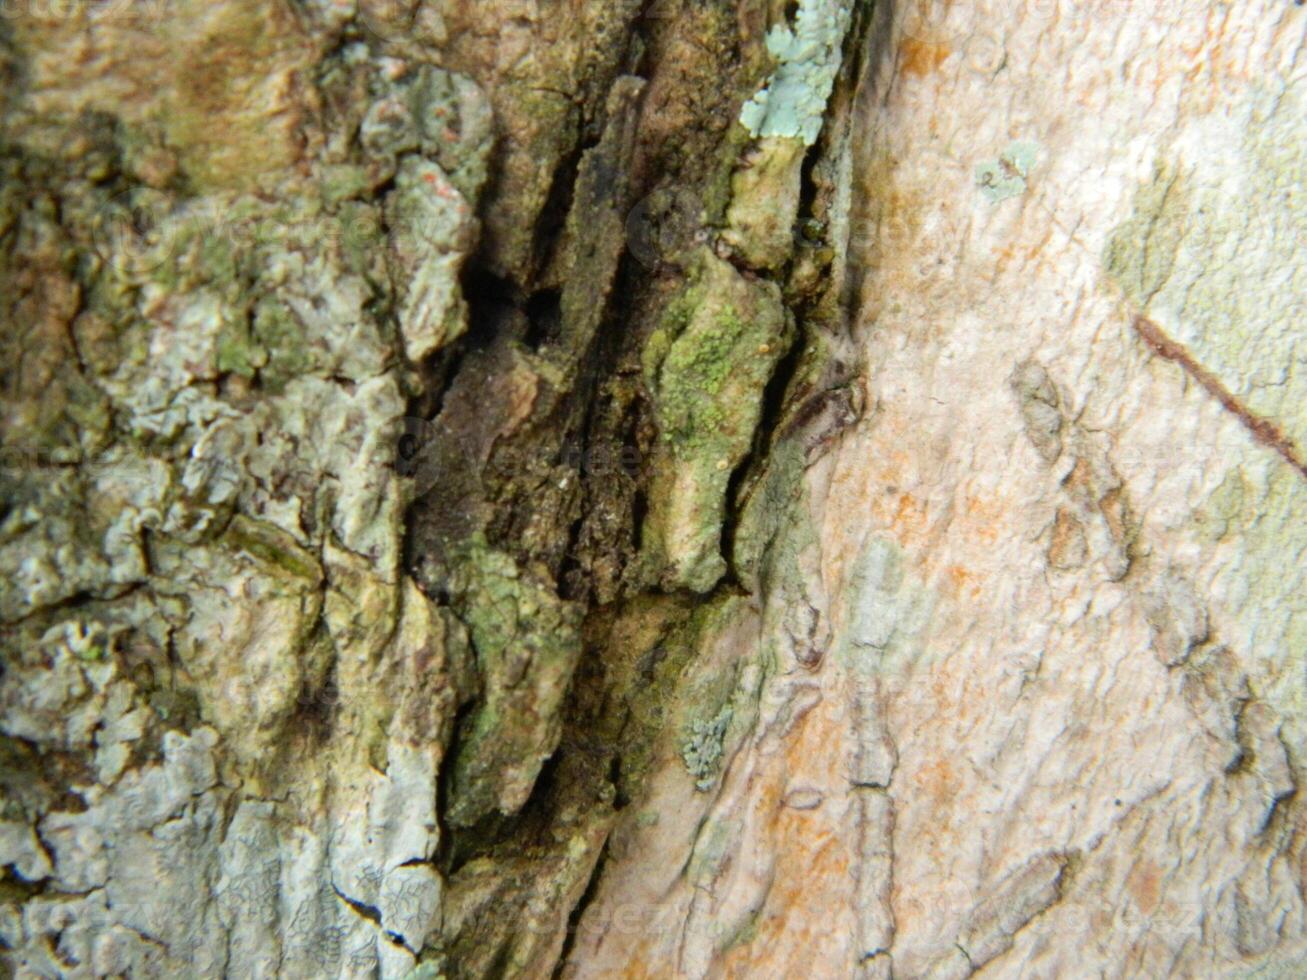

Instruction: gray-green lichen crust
[681,704,734,791]
[444,536,583,828]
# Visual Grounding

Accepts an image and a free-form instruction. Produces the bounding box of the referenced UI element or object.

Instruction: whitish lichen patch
[975,140,1039,202]
[387,156,476,363]
[738,0,856,146]
[839,536,937,680]
[1195,464,1307,758]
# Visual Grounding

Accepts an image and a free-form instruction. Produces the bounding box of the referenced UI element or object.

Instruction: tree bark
[2,1,1305,978]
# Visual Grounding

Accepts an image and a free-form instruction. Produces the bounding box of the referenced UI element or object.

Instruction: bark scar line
[1131,315,1307,481]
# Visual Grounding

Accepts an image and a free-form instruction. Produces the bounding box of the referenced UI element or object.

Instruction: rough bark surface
[1,1,1304,979]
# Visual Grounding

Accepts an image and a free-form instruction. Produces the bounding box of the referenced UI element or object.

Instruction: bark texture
[1,1,1305,979]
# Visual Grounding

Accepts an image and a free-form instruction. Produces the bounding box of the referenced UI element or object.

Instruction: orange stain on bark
[915,756,958,808]
[1126,858,1162,915]
[900,38,951,77]
[943,564,979,599]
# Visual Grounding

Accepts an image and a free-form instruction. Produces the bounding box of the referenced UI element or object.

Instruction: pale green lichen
[385,156,475,364]
[975,140,1040,202]
[0,14,497,976]
[224,515,323,583]
[641,249,792,592]
[838,536,937,679]
[685,812,741,885]
[665,597,754,795]
[1195,465,1307,758]
[681,704,733,791]
[738,0,855,146]
[402,963,447,980]
[1103,160,1187,304]
[59,621,107,661]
